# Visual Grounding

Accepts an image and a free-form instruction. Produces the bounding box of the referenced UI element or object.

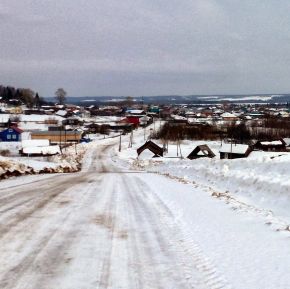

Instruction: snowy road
[0,143,230,289]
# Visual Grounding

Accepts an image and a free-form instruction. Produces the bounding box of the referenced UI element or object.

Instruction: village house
[0,127,23,142]
[220,112,239,121]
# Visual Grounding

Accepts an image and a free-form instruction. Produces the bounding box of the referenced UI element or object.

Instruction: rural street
[0,142,229,289]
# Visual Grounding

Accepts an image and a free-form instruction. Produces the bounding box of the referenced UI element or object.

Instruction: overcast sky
[1,0,290,97]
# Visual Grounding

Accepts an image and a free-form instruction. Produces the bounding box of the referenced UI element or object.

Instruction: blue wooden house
[0,127,23,142]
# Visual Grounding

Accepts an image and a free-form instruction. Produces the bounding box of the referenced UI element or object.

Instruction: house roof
[126,109,144,114]
[0,114,10,123]
[259,140,285,146]
[5,126,23,134]
[22,139,50,148]
[31,130,82,136]
[55,110,68,117]
[220,112,238,118]
[187,144,215,159]
[137,141,163,157]
[22,145,61,155]
[20,114,64,122]
[219,144,250,154]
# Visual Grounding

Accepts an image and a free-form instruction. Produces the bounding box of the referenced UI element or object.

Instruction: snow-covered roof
[0,114,10,123]
[283,138,290,146]
[170,114,187,121]
[20,114,64,122]
[56,110,68,117]
[219,144,250,154]
[22,145,60,155]
[220,112,238,118]
[260,140,284,146]
[22,139,50,148]
[126,109,144,114]
[139,116,151,122]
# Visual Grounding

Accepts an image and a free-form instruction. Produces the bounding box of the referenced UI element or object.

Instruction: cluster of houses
[0,103,156,157]
[0,99,290,158]
[168,107,290,126]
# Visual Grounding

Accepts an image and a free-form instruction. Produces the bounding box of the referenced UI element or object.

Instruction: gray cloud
[1,0,290,96]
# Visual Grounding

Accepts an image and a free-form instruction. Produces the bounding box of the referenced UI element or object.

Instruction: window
[7,135,11,139]
[12,134,16,139]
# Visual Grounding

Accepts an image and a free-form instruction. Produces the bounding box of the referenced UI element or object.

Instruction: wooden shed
[137,141,163,157]
[187,144,215,160]
[219,144,252,159]
[254,139,287,152]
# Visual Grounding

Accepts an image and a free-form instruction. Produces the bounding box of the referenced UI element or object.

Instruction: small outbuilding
[137,141,163,158]
[219,143,252,159]
[254,139,287,152]
[187,144,215,160]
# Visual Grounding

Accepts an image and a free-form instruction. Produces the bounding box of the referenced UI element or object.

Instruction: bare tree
[55,88,67,104]
[123,96,134,107]
[20,88,35,108]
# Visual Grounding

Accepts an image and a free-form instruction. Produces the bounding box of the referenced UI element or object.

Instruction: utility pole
[74,129,77,155]
[144,125,146,141]
[64,126,67,152]
[176,135,179,157]
[59,127,62,154]
[119,131,122,152]
[128,130,133,148]
[179,141,183,159]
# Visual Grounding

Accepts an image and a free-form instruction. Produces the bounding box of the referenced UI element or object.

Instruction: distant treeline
[155,118,290,143]
[0,85,46,108]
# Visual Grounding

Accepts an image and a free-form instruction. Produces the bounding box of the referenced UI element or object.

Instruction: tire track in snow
[132,176,232,289]
[94,175,118,289]
[0,174,90,240]
[0,181,97,289]
[122,175,200,289]
[122,176,163,289]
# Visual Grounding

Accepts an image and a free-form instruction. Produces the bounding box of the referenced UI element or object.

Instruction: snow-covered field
[119,137,290,227]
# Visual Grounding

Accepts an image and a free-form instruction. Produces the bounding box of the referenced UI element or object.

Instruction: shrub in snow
[0,150,10,157]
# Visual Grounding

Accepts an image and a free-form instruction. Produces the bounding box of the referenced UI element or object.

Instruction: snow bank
[0,141,92,180]
[117,135,290,228]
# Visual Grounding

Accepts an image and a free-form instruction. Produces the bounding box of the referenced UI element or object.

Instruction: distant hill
[45,94,290,105]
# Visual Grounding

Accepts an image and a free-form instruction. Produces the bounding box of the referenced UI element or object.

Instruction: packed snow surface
[0,126,289,288]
